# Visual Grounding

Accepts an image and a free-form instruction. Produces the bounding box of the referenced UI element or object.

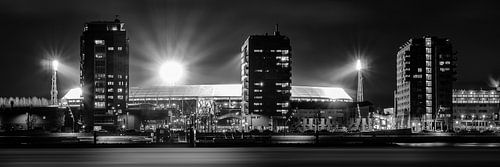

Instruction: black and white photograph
[1,0,500,166]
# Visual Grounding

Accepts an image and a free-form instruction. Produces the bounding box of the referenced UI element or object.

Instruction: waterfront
[1,147,500,167]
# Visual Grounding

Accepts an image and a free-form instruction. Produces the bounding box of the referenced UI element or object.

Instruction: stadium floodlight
[52,60,59,71]
[355,59,362,71]
[159,61,185,85]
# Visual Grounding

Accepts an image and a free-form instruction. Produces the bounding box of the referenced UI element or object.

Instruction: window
[95,53,105,58]
[107,75,114,78]
[254,89,262,92]
[117,88,123,93]
[417,68,422,72]
[254,82,264,86]
[276,56,289,62]
[277,89,290,93]
[107,81,114,86]
[276,62,289,68]
[117,47,123,51]
[254,49,263,53]
[95,88,105,93]
[277,109,287,113]
[276,82,289,87]
[255,96,263,99]
[94,40,105,45]
[255,69,263,72]
[108,96,114,99]
[117,95,123,100]
[253,103,262,106]
[95,102,105,108]
[425,38,432,47]
[108,88,114,92]
[107,47,114,51]
[95,95,105,100]
[277,102,289,107]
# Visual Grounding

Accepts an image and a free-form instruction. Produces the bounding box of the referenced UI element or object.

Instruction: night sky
[1,0,500,107]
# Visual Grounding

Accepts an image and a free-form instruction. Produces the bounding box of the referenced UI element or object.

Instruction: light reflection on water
[397,142,500,147]
[2,147,500,167]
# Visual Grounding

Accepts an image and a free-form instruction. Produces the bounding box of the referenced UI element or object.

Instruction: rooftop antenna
[114,15,120,22]
[274,24,280,36]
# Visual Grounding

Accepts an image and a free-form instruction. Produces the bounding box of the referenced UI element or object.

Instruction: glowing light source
[52,60,59,71]
[159,61,185,85]
[355,59,362,71]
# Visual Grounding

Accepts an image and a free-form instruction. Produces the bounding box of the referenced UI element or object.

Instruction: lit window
[108,47,114,51]
[95,88,105,93]
[276,56,289,62]
[117,88,123,93]
[254,89,262,92]
[94,40,105,45]
[108,88,114,92]
[95,95,105,100]
[107,75,114,78]
[254,82,264,86]
[277,102,289,107]
[117,47,122,51]
[95,53,105,58]
[254,49,263,53]
[277,62,289,68]
[426,48,432,54]
[107,81,114,85]
[95,102,105,108]
[108,96,114,99]
[111,26,118,31]
[255,69,263,72]
[117,95,123,100]
[253,103,262,106]
[276,82,289,87]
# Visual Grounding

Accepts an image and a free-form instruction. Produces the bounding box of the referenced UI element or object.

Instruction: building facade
[395,36,456,132]
[80,19,129,132]
[452,89,500,132]
[62,85,353,132]
[241,26,292,130]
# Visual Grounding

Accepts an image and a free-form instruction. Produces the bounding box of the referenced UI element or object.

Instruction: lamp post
[51,60,59,106]
[355,59,363,132]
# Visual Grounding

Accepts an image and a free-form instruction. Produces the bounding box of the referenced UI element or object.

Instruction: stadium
[60,84,364,132]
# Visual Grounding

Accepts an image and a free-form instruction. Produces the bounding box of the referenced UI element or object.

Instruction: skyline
[2,0,500,107]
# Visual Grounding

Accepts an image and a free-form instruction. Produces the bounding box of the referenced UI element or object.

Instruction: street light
[355,59,364,132]
[52,60,59,71]
[50,60,59,105]
[356,59,362,71]
[159,61,185,85]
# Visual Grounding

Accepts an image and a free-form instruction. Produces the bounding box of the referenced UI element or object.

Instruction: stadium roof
[63,84,352,101]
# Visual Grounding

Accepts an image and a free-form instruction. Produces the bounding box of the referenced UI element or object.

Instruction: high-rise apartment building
[241,26,292,130]
[80,19,129,132]
[395,36,456,132]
